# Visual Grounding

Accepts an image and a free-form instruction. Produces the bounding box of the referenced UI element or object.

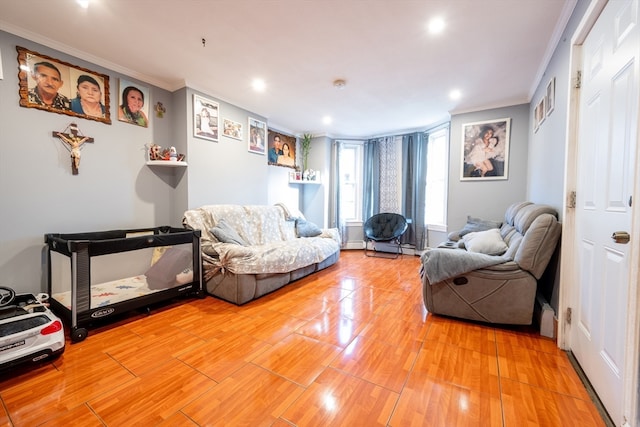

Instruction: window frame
[337,140,364,224]
[424,126,449,230]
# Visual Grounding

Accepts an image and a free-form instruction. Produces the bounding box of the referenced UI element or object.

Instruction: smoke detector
[333,79,346,89]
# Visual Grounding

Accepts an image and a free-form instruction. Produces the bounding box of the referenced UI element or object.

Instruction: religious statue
[52,123,93,174]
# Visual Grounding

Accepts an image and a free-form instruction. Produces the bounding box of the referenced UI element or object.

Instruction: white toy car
[0,287,65,373]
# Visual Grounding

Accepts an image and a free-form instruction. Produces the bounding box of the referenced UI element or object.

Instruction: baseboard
[344,241,365,250]
[345,241,416,255]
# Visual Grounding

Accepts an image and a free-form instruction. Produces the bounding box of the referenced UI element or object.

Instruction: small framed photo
[16,46,111,124]
[534,97,546,132]
[248,117,266,155]
[461,118,510,181]
[193,94,219,141]
[223,118,243,140]
[118,79,150,127]
[545,77,555,116]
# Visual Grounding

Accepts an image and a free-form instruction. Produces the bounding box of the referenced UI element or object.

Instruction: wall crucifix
[52,123,94,175]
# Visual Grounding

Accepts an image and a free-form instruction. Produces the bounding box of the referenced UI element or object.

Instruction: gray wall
[301,135,332,228]
[0,31,305,294]
[0,32,174,293]
[526,0,591,310]
[527,0,590,215]
[445,104,530,238]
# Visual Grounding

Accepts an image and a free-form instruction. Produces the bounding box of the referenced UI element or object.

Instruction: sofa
[420,201,561,325]
[182,204,341,304]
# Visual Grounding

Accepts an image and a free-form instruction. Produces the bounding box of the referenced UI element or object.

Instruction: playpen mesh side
[75,247,91,315]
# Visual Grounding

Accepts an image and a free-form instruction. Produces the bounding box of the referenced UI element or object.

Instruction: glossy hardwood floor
[0,250,606,426]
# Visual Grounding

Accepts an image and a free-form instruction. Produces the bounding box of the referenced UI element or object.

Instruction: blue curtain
[401,132,428,250]
[362,138,381,220]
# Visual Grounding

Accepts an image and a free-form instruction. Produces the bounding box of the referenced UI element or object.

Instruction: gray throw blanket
[420,248,510,283]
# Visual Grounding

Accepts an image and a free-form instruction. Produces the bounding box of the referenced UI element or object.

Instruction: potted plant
[301,133,313,174]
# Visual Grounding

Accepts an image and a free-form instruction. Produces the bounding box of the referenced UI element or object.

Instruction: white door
[572,0,638,424]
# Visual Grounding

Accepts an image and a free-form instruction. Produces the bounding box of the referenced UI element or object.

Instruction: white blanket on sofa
[213,232,340,275]
[183,204,341,275]
[420,248,510,284]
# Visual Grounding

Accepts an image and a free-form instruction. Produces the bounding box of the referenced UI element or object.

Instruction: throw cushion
[296,219,322,237]
[448,215,502,241]
[211,219,248,245]
[462,228,508,255]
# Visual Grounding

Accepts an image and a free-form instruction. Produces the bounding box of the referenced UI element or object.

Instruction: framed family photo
[267,130,296,168]
[118,79,150,127]
[16,46,111,124]
[223,118,243,140]
[461,118,510,181]
[248,117,266,155]
[193,94,219,141]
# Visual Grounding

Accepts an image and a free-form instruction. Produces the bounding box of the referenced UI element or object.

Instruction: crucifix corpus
[52,123,94,175]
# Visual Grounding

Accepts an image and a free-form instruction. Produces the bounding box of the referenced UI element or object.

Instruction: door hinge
[568,191,576,208]
[575,70,582,89]
[566,307,572,324]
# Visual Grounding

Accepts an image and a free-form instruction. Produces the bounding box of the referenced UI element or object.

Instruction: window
[424,127,449,228]
[337,141,364,222]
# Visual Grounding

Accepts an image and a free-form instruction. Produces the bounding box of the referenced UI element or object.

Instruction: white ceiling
[0,0,576,138]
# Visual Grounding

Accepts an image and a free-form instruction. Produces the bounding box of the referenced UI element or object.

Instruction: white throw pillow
[462,228,508,255]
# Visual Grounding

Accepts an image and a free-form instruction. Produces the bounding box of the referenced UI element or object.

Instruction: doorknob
[612,231,630,244]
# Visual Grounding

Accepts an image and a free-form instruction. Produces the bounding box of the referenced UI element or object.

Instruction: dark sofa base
[206,251,340,305]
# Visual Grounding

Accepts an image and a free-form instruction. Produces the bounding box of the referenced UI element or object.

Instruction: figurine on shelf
[147,143,185,162]
[149,143,162,160]
[304,169,316,181]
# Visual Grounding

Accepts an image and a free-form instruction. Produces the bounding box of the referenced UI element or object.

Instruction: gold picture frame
[16,46,111,124]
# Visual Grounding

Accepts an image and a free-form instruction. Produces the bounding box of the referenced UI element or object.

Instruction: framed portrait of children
[267,130,296,168]
[248,117,266,155]
[16,46,111,124]
[193,94,219,141]
[460,118,510,181]
[118,79,150,127]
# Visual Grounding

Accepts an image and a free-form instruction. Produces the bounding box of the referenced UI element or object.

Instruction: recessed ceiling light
[449,89,462,100]
[427,17,445,34]
[76,0,90,8]
[252,78,266,92]
[323,116,332,125]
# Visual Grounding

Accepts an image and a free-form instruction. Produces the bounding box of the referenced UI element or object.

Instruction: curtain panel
[402,132,427,250]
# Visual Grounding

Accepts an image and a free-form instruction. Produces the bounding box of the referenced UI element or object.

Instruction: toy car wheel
[71,327,88,343]
[0,286,16,307]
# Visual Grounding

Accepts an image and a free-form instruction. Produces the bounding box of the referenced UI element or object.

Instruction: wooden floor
[0,250,606,426]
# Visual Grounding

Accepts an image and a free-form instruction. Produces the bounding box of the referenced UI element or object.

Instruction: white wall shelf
[146,160,187,167]
[289,179,320,185]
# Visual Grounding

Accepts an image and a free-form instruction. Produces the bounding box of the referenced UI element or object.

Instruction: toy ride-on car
[0,286,65,373]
